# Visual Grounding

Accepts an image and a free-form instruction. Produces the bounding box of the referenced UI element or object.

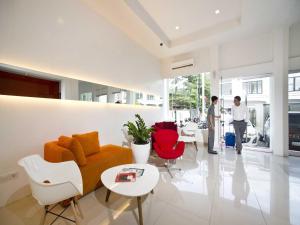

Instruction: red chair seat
[153,130,185,160]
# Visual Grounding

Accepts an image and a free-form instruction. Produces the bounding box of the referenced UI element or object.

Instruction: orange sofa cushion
[58,136,87,166]
[44,141,76,162]
[70,139,87,166]
[80,145,133,194]
[58,136,72,149]
[73,131,100,156]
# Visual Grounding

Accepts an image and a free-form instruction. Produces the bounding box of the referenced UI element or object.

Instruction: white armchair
[18,154,83,225]
[178,122,201,151]
[121,127,134,147]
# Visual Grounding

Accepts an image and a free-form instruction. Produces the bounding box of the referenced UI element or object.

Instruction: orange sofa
[44,131,133,195]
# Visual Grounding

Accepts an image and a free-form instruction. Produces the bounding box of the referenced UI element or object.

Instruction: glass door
[220,76,271,152]
[288,71,300,155]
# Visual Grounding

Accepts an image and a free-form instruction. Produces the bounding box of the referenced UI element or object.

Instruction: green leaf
[123,114,152,145]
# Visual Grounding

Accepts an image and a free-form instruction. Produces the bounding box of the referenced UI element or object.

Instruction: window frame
[289,77,295,92]
[243,80,263,94]
[295,77,300,91]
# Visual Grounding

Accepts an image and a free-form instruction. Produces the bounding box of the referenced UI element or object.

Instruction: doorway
[220,75,271,152]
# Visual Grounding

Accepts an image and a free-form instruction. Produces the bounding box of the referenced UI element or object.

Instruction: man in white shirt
[231,96,249,154]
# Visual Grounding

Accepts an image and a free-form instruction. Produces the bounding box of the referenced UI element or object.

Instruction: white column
[201,73,205,118]
[107,87,115,103]
[210,46,221,148]
[126,91,134,104]
[60,78,78,100]
[270,26,289,156]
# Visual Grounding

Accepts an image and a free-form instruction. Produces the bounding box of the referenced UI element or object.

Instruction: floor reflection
[232,157,250,206]
[1,145,300,225]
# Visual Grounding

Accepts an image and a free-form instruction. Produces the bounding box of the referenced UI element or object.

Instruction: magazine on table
[115,172,136,182]
[121,167,145,177]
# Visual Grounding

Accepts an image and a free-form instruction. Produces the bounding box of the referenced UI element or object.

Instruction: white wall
[219,33,273,70]
[0,0,162,95]
[289,22,300,71]
[160,47,211,78]
[0,0,165,207]
[0,96,163,206]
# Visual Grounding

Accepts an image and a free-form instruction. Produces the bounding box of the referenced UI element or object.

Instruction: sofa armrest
[99,144,133,164]
[44,141,76,163]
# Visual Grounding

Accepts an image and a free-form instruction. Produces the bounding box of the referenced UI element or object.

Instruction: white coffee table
[101,164,159,225]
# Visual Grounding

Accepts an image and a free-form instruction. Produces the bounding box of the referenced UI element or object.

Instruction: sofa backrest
[44,141,75,163]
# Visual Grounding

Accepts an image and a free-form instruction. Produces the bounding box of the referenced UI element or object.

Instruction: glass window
[221,83,232,95]
[295,77,300,91]
[147,94,154,100]
[289,77,295,92]
[168,73,211,122]
[257,80,262,94]
[251,81,257,94]
[80,92,92,101]
[244,80,263,94]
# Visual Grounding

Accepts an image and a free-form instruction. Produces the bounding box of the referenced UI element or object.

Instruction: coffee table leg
[137,196,143,225]
[105,189,111,202]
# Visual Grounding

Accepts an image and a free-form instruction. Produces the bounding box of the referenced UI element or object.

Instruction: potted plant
[124,114,153,163]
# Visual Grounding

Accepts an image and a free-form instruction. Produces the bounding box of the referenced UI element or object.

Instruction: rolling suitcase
[225,132,235,147]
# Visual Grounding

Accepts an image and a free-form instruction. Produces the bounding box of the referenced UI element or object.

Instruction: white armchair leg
[71,199,82,225]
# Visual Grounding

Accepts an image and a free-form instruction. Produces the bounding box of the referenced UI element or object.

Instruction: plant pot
[131,142,151,164]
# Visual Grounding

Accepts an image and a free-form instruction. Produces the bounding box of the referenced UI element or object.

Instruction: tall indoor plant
[124,114,153,163]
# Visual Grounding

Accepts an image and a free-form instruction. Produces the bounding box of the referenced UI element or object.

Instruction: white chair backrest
[184,122,198,131]
[18,154,49,184]
[18,154,83,205]
[122,127,134,142]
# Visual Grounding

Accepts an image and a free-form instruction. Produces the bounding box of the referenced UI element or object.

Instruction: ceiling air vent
[171,58,194,70]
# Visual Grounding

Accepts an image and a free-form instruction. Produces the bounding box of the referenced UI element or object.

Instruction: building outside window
[147,94,154,100]
[243,80,263,94]
[221,83,232,95]
[289,76,300,92]
[289,77,295,91]
[80,92,92,101]
[135,93,144,105]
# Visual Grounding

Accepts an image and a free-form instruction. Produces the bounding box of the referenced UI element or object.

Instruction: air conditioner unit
[171,58,194,70]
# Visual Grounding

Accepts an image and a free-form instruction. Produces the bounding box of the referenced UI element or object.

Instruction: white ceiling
[83,0,300,58]
[139,0,242,40]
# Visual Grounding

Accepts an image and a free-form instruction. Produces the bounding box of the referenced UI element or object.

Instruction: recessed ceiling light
[215,9,220,14]
[175,26,180,30]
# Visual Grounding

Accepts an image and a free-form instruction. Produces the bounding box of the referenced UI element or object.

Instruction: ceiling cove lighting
[175,26,180,30]
[215,9,220,14]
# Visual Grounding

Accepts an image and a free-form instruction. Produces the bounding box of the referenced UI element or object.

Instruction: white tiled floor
[1,144,300,225]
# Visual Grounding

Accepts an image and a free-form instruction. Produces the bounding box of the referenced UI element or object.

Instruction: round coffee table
[101,164,159,225]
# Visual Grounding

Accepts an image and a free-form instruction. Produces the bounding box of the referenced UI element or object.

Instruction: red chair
[151,121,178,148]
[153,130,185,178]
